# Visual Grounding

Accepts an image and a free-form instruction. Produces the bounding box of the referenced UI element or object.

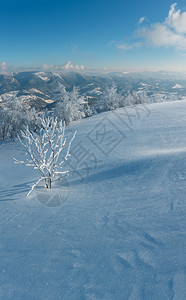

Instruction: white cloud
[41,61,85,72]
[138,3,186,51]
[166,3,186,34]
[117,42,141,50]
[0,61,7,71]
[139,24,186,49]
[63,61,74,70]
[138,16,146,24]
[106,40,117,46]
[42,64,54,70]
[62,60,85,71]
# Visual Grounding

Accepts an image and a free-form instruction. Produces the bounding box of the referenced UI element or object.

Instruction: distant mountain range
[0,71,186,110]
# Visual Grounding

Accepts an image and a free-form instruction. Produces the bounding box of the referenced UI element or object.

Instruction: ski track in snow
[0,101,186,299]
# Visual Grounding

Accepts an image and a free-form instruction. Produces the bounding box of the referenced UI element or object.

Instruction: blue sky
[1,0,186,72]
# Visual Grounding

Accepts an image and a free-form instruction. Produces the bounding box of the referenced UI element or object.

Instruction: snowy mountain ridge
[0,71,186,111]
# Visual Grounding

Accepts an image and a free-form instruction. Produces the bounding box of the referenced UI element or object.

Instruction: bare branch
[15,115,76,196]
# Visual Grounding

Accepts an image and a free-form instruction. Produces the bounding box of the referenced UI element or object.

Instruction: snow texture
[0,100,186,299]
[54,84,86,125]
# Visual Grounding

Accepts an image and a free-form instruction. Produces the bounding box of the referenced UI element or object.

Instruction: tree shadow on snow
[68,157,155,186]
[0,180,35,202]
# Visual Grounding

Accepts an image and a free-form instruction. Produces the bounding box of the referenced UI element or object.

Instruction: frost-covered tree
[0,106,9,140]
[69,86,86,121]
[98,83,121,112]
[0,94,39,140]
[119,91,149,107]
[118,92,134,107]
[26,106,41,132]
[0,95,26,139]
[130,91,149,105]
[84,101,92,118]
[54,83,86,124]
[14,116,76,196]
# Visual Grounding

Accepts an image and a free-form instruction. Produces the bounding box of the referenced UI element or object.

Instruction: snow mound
[172,83,183,89]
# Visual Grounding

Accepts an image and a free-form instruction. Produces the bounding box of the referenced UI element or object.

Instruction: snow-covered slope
[0,101,186,299]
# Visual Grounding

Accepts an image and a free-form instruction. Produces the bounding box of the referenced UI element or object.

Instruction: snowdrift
[0,100,186,299]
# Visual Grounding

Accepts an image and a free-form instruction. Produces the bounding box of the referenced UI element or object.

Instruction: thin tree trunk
[45,177,52,189]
